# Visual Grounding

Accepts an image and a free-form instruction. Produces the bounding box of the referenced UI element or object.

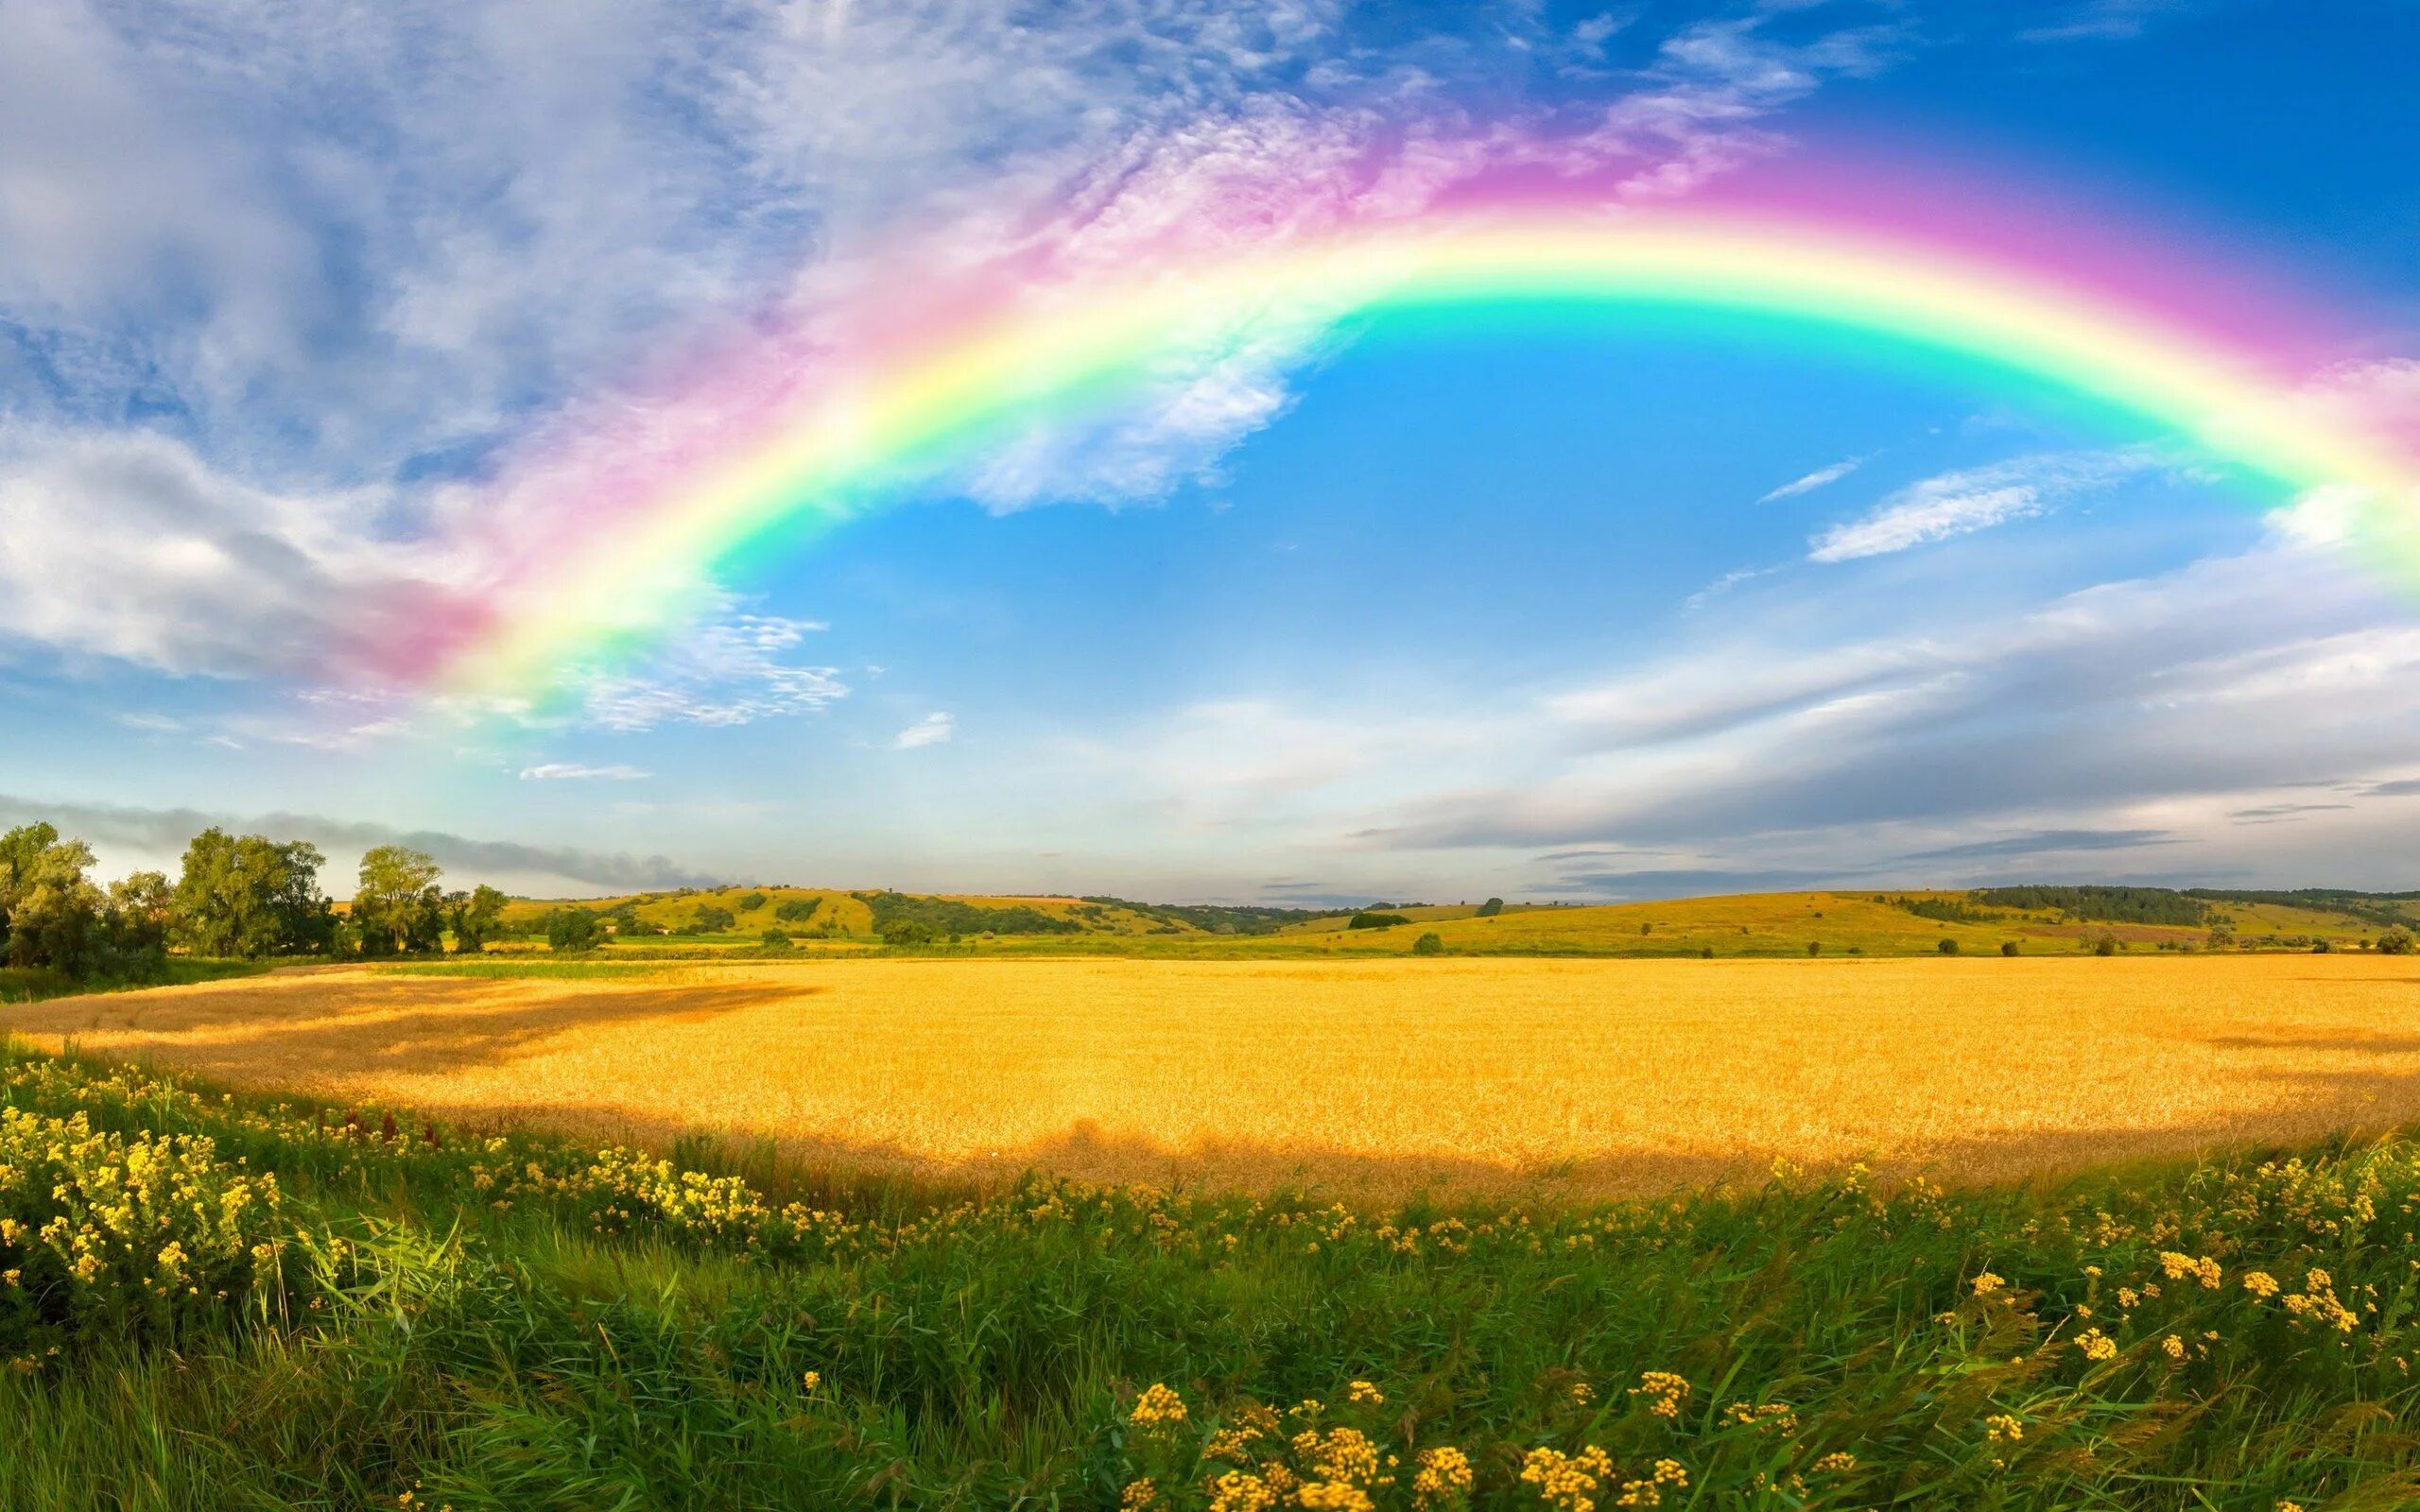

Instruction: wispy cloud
[520,763,651,781]
[893,712,954,748]
[1757,455,1863,503]
[2019,1,2189,43]
[1807,451,2163,562]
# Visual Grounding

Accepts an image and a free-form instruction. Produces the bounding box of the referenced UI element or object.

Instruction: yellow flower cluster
[1629,1370,1691,1420]
[2075,1328,2118,1362]
[1410,1447,1472,1509]
[1131,1382,1190,1435]
[2157,1251,2223,1289]
[1519,1445,1616,1512]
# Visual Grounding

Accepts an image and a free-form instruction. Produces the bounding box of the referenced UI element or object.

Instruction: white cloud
[1807,450,2164,562]
[569,611,847,731]
[1757,455,1863,503]
[520,763,651,781]
[893,713,955,748]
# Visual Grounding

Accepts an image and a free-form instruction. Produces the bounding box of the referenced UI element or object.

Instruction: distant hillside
[495,882,2419,957]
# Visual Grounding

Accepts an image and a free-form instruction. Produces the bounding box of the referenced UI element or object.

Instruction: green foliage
[735,891,769,912]
[2096,935,2120,956]
[351,847,446,957]
[543,907,604,953]
[858,889,1077,936]
[1411,932,1443,956]
[0,827,174,980]
[1972,885,2210,926]
[1476,897,1506,917]
[1347,911,1410,930]
[1078,895,1352,936]
[13,1044,2420,1509]
[1937,937,1959,954]
[673,904,736,936]
[879,918,940,948]
[2000,940,2020,956]
[773,897,821,924]
[1882,893,1990,924]
[445,885,509,954]
[1806,939,1821,955]
[2379,927,2414,955]
[758,928,792,950]
[170,828,337,959]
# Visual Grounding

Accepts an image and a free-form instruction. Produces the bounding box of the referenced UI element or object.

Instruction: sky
[3,0,2418,903]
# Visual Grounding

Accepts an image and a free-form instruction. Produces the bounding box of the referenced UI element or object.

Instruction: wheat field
[7,954,2417,1196]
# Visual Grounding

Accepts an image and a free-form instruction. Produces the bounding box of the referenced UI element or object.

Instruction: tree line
[0,820,508,986]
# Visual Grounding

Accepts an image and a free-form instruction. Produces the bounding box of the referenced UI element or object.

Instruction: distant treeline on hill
[1878,894,1991,925]
[2185,888,2420,931]
[855,890,1080,937]
[1077,897,1354,936]
[1967,885,2212,926]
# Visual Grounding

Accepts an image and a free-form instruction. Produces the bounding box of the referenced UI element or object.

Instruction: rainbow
[427,203,2419,700]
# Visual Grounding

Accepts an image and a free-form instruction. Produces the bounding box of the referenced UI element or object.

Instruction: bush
[759,929,792,950]
[2313,937,2333,954]
[2379,927,2415,955]
[1938,937,1959,954]
[2000,940,2019,956]
[1806,940,1821,956]
[1700,946,1714,959]
[544,907,603,952]
[2095,935,2118,957]
[1476,897,1505,918]
[1410,932,1443,956]
[774,897,821,924]
[736,892,768,913]
[1347,912,1410,930]
[881,919,939,948]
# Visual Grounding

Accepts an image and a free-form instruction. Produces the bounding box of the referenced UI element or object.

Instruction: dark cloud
[0,795,717,893]
[2230,803,2353,821]
[1895,829,2174,862]
[1553,868,1855,900]
[2363,780,2420,798]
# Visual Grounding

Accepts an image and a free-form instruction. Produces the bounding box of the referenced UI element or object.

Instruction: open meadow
[9,952,2420,1197]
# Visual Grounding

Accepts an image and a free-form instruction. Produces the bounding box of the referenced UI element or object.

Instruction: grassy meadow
[11,887,2420,1507]
[9,1038,2420,1510]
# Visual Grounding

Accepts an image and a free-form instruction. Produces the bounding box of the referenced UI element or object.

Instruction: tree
[545,907,603,952]
[1347,911,1409,930]
[881,919,939,948]
[353,847,446,956]
[1,828,105,975]
[737,892,769,912]
[775,897,821,924]
[97,870,174,975]
[2095,935,2119,957]
[1476,898,1505,918]
[446,885,510,954]
[760,928,793,950]
[2378,926,2415,955]
[1806,940,1822,956]
[172,829,336,958]
[683,904,737,935]
[2000,940,2020,956]
[1938,938,1959,954]
[1411,932,1443,956]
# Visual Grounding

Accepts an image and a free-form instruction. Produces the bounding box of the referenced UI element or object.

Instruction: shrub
[2000,940,2019,956]
[544,907,603,953]
[1937,937,1959,954]
[2095,935,2118,957]
[881,919,939,948]
[2379,927,2415,955]
[736,892,769,912]
[1700,946,1714,959]
[1410,932,1443,956]
[1475,897,1505,918]
[759,929,792,950]
[774,897,821,924]
[1806,940,1821,956]
[1347,912,1410,930]
[2312,937,2333,954]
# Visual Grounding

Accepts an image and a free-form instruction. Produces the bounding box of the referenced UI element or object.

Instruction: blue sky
[3,0,2417,902]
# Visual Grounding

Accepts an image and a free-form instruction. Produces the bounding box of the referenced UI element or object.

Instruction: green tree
[881,919,939,948]
[2378,926,2414,955]
[545,907,604,952]
[352,847,445,957]
[172,829,336,958]
[737,892,769,912]
[760,928,793,950]
[1,829,106,975]
[1411,932,1443,956]
[1938,937,1959,954]
[1347,911,1409,930]
[2000,940,2020,956]
[1476,898,1505,918]
[446,885,510,954]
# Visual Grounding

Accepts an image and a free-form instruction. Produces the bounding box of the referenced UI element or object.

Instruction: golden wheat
[7,954,2418,1196]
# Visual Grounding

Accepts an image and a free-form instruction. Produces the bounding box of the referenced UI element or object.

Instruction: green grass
[0,956,271,1005]
[6,1041,2420,1508]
